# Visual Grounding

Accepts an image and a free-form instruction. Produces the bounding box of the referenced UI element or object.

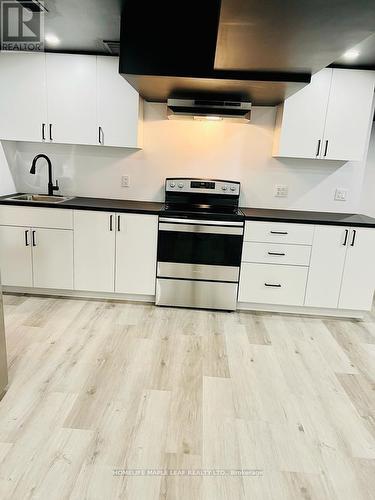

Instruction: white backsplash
[1,103,373,213]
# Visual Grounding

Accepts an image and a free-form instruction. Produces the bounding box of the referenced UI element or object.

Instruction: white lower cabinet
[73,211,116,292]
[115,214,158,295]
[305,226,375,310]
[0,226,33,287]
[32,229,73,289]
[73,211,158,296]
[239,263,308,306]
[0,225,73,289]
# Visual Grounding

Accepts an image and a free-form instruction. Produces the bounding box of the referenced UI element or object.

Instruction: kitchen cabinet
[305,226,375,310]
[45,54,97,146]
[273,68,375,161]
[0,52,47,142]
[115,214,158,295]
[73,210,116,292]
[0,225,73,290]
[97,57,142,148]
[0,53,143,148]
[73,210,158,295]
[0,226,33,287]
[32,228,73,289]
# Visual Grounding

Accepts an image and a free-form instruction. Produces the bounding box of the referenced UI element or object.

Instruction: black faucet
[30,154,59,196]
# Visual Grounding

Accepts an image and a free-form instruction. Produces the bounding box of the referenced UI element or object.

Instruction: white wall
[4,103,371,212]
[0,142,16,195]
[360,123,375,217]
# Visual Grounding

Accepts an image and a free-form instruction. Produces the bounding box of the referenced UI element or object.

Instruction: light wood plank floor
[0,294,374,500]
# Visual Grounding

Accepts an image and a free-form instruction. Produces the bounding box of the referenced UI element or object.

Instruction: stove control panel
[166,178,240,196]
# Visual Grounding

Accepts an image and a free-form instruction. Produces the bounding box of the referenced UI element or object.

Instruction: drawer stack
[238,221,314,306]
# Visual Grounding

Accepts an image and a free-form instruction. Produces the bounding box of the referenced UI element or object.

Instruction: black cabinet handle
[316,139,321,157]
[270,231,288,235]
[268,252,285,256]
[323,140,328,157]
[98,126,103,144]
[117,215,121,232]
[25,230,29,247]
[109,215,113,231]
[32,230,36,247]
[350,229,356,247]
[49,124,53,141]
[343,229,349,246]
[264,283,282,288]
[42,123,46,141]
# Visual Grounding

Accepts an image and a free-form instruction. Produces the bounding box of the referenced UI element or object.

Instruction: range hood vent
[167,99,251,122]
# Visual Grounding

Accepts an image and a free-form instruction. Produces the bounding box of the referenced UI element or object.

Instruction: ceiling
[8,0,375,103]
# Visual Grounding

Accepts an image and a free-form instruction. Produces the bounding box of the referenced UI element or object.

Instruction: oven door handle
[159,222,243,235]
[159,217,243,227]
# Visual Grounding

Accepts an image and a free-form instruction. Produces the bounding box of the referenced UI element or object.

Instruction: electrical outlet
[274,184,289,198]
[121,175,130,188]
[334,188,348,201]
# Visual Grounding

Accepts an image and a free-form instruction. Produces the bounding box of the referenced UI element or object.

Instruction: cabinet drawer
[242,242,311,266]
[238,263,308,305]
[0,206,73,229]
[244,221,314,245]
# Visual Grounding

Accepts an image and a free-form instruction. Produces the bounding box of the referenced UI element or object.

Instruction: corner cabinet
[0,53,143,148]
[273,68,375,162]
[73,210,158,296]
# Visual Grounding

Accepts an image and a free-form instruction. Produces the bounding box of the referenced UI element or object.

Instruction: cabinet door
[339,228,375,310]
[273,69,332,159]
[97,56,141,148]
[45,54,97,145]
[0,226,33,287]
[305,225,347,308]
[32,228,73,289]
[322,69,375,161]
[74,211,116,292]
[115,214,158,295]
[0,52,47,142]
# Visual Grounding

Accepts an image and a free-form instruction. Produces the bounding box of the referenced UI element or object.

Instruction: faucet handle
[53,180,59,192]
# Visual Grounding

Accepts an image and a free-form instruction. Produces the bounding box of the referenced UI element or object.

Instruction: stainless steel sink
[5,194,73,204]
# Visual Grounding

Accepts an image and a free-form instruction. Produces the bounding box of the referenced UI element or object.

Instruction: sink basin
[5,194,73,204]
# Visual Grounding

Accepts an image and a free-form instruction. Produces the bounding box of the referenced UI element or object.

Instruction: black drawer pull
[350,229,356,247]
[264,283,281,288]
[25,230,29,247]
[268,252,285,256]
[270,231,288,235]
[343,229,349,246]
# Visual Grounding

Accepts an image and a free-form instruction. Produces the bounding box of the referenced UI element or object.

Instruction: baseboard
[237,302,365,319]
[2,286,155,304]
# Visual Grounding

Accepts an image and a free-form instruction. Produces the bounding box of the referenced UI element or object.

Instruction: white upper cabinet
[322,70,375,161]
[0,52,47,142]
[273,68,375,161]
[45,54,97,146]
[97,57,142,148]
[0,53,142,148]
[273,69,332,159]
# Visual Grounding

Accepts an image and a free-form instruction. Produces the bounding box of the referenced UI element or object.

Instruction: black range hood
[119,0,375,105]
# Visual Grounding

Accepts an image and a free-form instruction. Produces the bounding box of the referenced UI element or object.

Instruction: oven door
[157,217,244,282]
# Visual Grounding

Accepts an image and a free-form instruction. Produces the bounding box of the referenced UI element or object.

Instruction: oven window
[158,230,242,267]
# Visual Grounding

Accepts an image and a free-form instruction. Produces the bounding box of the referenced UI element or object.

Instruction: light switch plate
[334,188,348,201]
[121,175,130,188]
[274,184,289,198]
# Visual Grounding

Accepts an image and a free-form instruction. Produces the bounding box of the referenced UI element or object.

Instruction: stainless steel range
[156,178,244,311]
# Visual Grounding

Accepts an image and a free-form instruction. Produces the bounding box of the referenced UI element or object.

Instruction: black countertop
[1,194,375,227]
[241,207,375,228]
[0,194,164,215]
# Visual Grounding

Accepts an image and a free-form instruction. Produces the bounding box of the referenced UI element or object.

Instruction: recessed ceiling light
[343,49,360,60]
[45,34,60,46]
